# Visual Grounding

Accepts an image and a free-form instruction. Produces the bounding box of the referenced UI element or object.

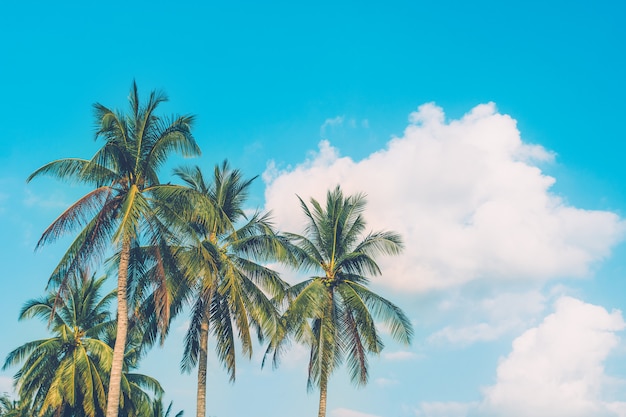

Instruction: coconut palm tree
[101,322,165,417]
[146,394,184,417]
[265,186,413,417]
[2,271,114,417]
[3,271,164,417]
[0,395,13,416]
[0,394,35,417]
[27,82,200,417]
[175,162,291,417]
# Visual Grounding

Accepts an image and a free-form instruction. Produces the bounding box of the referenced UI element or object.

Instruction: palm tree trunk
[318,373,328,417]
[196,317,209,417]
[105,237,131,417]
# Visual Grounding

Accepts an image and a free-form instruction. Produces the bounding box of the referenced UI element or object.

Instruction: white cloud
[320,115,345,137]
[479,296,625,417]
[414,297,626,417]
[264,103,625,292]
[429,290,547,345]
[375,377,399,387]
[23,187,71,210]
[319,115,370,138]
[429,322,509,345]
[605,402,626,417]
[414,401,478,417]
[330,408,381,417]
[383,350,417,361]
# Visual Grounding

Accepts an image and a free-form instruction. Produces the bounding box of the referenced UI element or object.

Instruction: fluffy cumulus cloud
[263,103,625,292]
[479,296,626,417]
[414,297,626,417]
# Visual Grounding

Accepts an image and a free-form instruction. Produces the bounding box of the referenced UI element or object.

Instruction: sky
[1,1,625,416]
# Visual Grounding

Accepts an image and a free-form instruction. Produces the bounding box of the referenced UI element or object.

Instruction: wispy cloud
[428,290,547,345]
[320,115,345,137]
[23,188,71,210]
[319,115,370,138]
[330,408,381,417]
[375,377,399,387]
[382,350,417,361]
[414,401,478,417]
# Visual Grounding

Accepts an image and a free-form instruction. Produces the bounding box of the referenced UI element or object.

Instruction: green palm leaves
[2,271,165,417]
[175,162,290,417]
[28,83,198,291]
[0,394,34,417]
[19,82,412,417]
[27,82,200,417]
[3,271,113,417]
[267,186,413,417]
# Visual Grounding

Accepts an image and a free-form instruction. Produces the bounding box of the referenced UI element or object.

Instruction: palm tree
[265,186,413,417]
[175,162,291,417]
[146,394,184,417]
[101,323,164,417]
[0,395,13,416]
[0,394,35,417]
[3,271,164,417]
[27,82,200,417]
[2,271,115,417]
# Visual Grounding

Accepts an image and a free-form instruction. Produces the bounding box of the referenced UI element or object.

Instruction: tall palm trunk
[318,289,333,417]
[197,284,215,417]
[318,374,328,417]
[196,318,209,417]
[106,237,131,417]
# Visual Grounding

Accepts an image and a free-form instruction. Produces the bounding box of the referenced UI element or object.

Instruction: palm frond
[26,158,103,185]
[45,196,119,290]
[342,309,369,386]
[347,282,413,345]
[180,294,209,373]
[210,296,236,382]
[35,186,112,250]
[353,230,404,257]
[147,115,199,172]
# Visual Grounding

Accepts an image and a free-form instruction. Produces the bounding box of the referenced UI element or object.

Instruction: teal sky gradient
[1,1,625,417]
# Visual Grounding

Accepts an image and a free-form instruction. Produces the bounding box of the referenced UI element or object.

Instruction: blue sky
[1,1,625,416]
